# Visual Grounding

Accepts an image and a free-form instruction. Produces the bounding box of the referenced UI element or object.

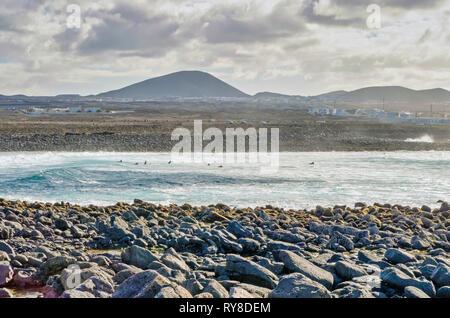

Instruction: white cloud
[0,0,448,96]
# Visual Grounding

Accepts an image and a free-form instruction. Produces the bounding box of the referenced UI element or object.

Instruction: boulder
[381,267,435,297]
[74,276,115,298]
[384,249,415,264]
[0,288,13,298]
[113,268,143,285]
[269,273,332,298]
[0,251,9,262]
[404,286,430,298]
[112,270,160,298]
[0,261,14,286]
[332,281,374,298]
[431,264,450,287]
[155,285,192,298]
[135,275,173,298]
[121,245,159,269]
[411,236,431,250]
[278,250,334,289]
[203,280,229,298]
[335,261,367,280]
[38,256,76,280]
[437,286,450,298]
[161,248,190,273]
[230,287,255,298]
[226,221,252,238]
[0,241,15,256]
[225,254,278,289]
[60,290,95,298]
[357,250,382,264]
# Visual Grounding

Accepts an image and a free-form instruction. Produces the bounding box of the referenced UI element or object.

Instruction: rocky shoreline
[1,133,449,152]
[0,199,449,298]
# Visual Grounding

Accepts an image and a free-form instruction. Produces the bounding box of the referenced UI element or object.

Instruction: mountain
[340,86,450,104]
[314,90,348,99]
[97,71,249,99]
[253,92,303,99]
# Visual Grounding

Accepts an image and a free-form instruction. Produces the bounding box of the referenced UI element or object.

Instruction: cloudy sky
[0,0,449,96]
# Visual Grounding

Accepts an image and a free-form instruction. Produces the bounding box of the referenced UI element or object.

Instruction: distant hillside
[97,71,249,99]
[314,90,348,99]
[340,86,450,104]
[253,92,303,99]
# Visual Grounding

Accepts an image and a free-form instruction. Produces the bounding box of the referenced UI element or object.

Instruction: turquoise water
[0,152,448,209]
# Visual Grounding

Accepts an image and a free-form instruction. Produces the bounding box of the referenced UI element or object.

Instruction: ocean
[0,151,448,209]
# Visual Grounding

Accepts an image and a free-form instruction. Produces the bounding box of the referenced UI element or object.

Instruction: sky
[0,0,449,96]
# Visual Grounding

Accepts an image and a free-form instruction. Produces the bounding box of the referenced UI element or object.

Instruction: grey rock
[75,276,115,298]
[227,221,252,238]
[335,261,367,280]
[122,210,139,222]
[0,241,15,256]
[381,267,435,297]
[431,264,450,287]
[225,254,278,289]
[267,240,303,253]
[0,251,9,262]
[230,287,255,298]
[0,288,13,298]
[0,261,14,286]
[404,286,430,298]
[385,248,415,264]
[161,248,190,272]
[411,236,431,250]
[395,264,415,278]
[113,268,143,284]
[420,264,437,280]
[181,279,203,296]
[437,286,450,298]
[195,292,214,298]
[112,270,160,298]
[358,250,381,264]
[257,258,284,275]
[278,250,334,290]
[269,273,332,298]
[234,283,271,298]
[333,281,374,298]
[55,218,72,231]
[237,238,260,254]
[121,245,159,269]
[203,280,229,298]
[60,290,95,298]
[155,285,192,298]
[38,256,77,279]
[134,274,173,298]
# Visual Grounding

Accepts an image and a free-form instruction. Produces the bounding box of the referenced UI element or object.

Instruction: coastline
[1,198,449,298]
[1,107,449,152]
[1,133,449,152]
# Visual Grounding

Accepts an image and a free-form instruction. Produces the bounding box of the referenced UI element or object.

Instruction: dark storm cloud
[74,4,181,57]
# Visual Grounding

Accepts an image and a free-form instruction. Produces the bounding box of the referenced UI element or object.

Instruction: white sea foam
[405,135,434,143]
[0,152,448,209]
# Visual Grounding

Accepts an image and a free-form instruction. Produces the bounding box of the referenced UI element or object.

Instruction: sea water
[0,152,448,209]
